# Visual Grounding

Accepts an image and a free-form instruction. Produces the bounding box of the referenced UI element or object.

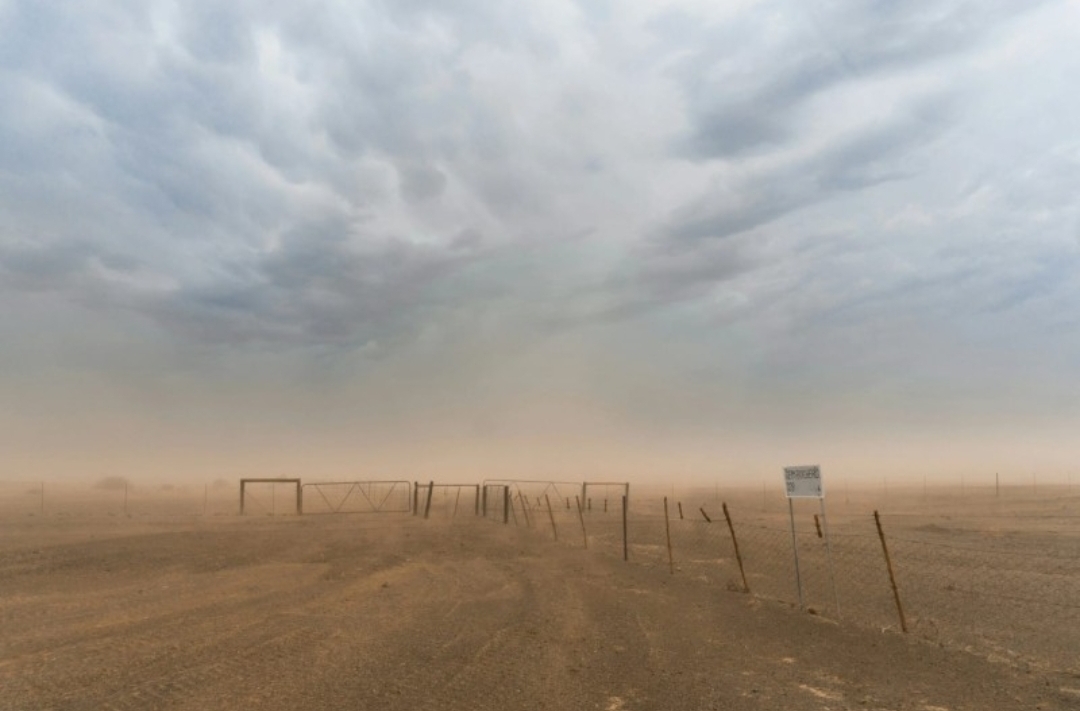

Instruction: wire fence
[0,480,240,518]
[3,477,1077,673]
[489,490,1080,675]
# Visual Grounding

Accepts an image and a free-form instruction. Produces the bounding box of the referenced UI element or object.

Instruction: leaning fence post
[722,502,750,593]
[874,510,908,633]
[677,501,684,519]
[622,494,628,561]
[575,495,588,549]
[699,507,711,523]
[544,494,558,541]
[663,496,674,575]
[423,481,434,519]
[518,492,532,528]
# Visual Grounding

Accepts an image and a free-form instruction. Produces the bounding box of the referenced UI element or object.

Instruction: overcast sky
[2,0,1078,484]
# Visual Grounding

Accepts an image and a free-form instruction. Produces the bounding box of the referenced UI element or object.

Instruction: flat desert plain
[2,512,1080,710]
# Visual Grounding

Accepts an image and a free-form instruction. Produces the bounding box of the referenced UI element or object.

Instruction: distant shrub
[94,476,131,491]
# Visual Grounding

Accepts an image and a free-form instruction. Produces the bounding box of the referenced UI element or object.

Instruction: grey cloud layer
[1,0,1078,425]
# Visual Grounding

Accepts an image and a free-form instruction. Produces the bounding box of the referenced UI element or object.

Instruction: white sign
[783,465,823,499]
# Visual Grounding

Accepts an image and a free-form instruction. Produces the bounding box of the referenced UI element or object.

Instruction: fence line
[4,479,1076,673]
[474,493,1080,675]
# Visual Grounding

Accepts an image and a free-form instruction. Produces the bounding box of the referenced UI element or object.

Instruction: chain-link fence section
[885,528,1080,671]
[474,490,1080,675]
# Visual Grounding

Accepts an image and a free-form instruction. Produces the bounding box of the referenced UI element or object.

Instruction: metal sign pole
[819,496,840,619]
[784,465,824,613]
[788,496,804,610]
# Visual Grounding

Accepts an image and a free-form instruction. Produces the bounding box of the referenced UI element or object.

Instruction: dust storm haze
[2,1,1079,487]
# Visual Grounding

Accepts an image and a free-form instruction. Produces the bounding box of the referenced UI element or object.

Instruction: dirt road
[1,515,1077,710]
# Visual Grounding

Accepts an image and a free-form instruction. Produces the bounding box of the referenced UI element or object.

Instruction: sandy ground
[2,513,1080,710]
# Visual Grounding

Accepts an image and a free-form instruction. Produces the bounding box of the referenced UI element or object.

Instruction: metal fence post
[788,497,804,610]
[518,492,531,528]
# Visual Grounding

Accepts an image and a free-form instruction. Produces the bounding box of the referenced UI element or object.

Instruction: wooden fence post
[544,494,558,541]
[722,502,749,593]
[575,495,588,548]
[622,495,628,561]
[423,481,434,519]
[699,507,711,523]
[503,486,509,524]
[874,510,908,633]
[664,496,674,575]
[677,501,684,519]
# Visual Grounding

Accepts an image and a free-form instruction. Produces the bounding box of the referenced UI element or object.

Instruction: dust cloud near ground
[2,502,1080,710]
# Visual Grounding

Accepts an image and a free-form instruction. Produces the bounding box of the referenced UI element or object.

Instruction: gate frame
[239,478,302,515]
[300,480,412,515]
[581,481,630,511]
